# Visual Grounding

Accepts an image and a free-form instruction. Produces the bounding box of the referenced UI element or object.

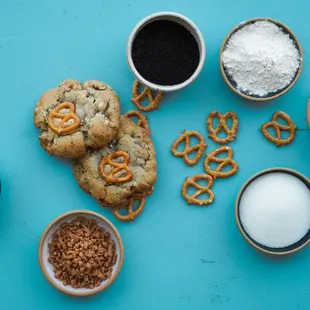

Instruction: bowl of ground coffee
[220,17,303,102]
[127,12,206,92]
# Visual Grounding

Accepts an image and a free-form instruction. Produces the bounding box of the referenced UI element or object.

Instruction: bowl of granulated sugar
[235,168,310,255]
[220,18,303,101]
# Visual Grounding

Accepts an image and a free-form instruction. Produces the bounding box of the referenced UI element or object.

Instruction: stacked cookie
[34,79,157,221]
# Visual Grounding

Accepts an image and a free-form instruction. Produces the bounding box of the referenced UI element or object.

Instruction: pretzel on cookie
[131,80,163,112]
[124,110,150,134]
[99,151,133,184]
[204,146,238,179]
[112,187,154,221]
[182,174,215,206]
[171,130,207,166]
[261,111,297,146]
[207,111,238,144]
[48,102,81,135]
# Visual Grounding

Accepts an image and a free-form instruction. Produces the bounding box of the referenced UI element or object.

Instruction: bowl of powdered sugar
[235,168,310,255]
[220,18,303,101]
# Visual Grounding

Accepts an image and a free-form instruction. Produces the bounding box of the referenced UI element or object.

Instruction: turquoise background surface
[1,0,310,309]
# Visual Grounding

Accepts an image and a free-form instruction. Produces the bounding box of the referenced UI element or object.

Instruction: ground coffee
[132,20,200,86]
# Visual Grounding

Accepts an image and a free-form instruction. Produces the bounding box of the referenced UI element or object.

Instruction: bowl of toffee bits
[127,12,206,92]
[39,210,124,296]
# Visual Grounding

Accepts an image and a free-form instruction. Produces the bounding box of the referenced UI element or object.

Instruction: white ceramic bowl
[38,210,124,296]
[127,12,206,92]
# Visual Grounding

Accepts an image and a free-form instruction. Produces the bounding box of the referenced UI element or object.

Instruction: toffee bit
[48,217,117,289]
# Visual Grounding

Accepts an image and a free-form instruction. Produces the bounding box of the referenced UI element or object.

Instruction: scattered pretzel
[182,174,215,206]
[171,130,207,166]
[112,187,154,221]
[124,110,150,134]
[133,187,154,199]
[204,146,238,179]
[207,111,238,144]
[131,80,164,112]
[48,102,81,135]
[99,151,133,184]
[261,111,297,146]
[113,196,146,221]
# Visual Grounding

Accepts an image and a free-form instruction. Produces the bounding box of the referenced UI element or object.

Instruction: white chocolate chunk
[53,118,62,125]
[63,119,75,128]
[59,108,71,114]
[98,102,107,112]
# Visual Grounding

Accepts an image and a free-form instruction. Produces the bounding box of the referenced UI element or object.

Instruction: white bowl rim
[38,210,124,296]
[126,11,206,92]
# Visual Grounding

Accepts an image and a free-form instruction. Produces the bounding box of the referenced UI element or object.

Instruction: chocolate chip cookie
[73,115,157,207]
[34,79,120,158]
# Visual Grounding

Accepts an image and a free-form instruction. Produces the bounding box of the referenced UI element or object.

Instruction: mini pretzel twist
[132,187,154,199]
[261,111,297,146]
[99,151,133,184]
[204,146,238,179]
[131,80,164,112]
[112,187,154,221]
[123,110,150,134]
[113,196,146,221]
[207,111,238,144]
[171,130,207,166]
[48,102,81,135]
[182,174,215,206]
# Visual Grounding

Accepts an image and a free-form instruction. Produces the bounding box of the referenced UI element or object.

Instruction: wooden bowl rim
[306,99,310,128]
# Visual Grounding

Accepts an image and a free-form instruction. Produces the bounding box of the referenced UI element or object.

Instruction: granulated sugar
[222,21,300,96]
[239,172,310,248]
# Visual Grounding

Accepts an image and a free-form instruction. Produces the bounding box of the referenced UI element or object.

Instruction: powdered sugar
[239,172,310,248]
[222,21,300,96]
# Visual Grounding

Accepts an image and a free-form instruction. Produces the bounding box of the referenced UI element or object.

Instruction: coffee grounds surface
[132,20,200,86]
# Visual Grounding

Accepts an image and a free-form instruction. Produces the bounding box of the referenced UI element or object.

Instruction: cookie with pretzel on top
[73,115,157,216]
[34,79,120,158]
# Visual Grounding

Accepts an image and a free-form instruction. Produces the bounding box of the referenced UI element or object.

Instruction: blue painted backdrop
[0,0,309,309]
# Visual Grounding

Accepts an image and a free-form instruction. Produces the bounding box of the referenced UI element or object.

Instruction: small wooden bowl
[235,168,310,255]
[306,99,310,128]
[38,210,124,296]
[220,17,303,102]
